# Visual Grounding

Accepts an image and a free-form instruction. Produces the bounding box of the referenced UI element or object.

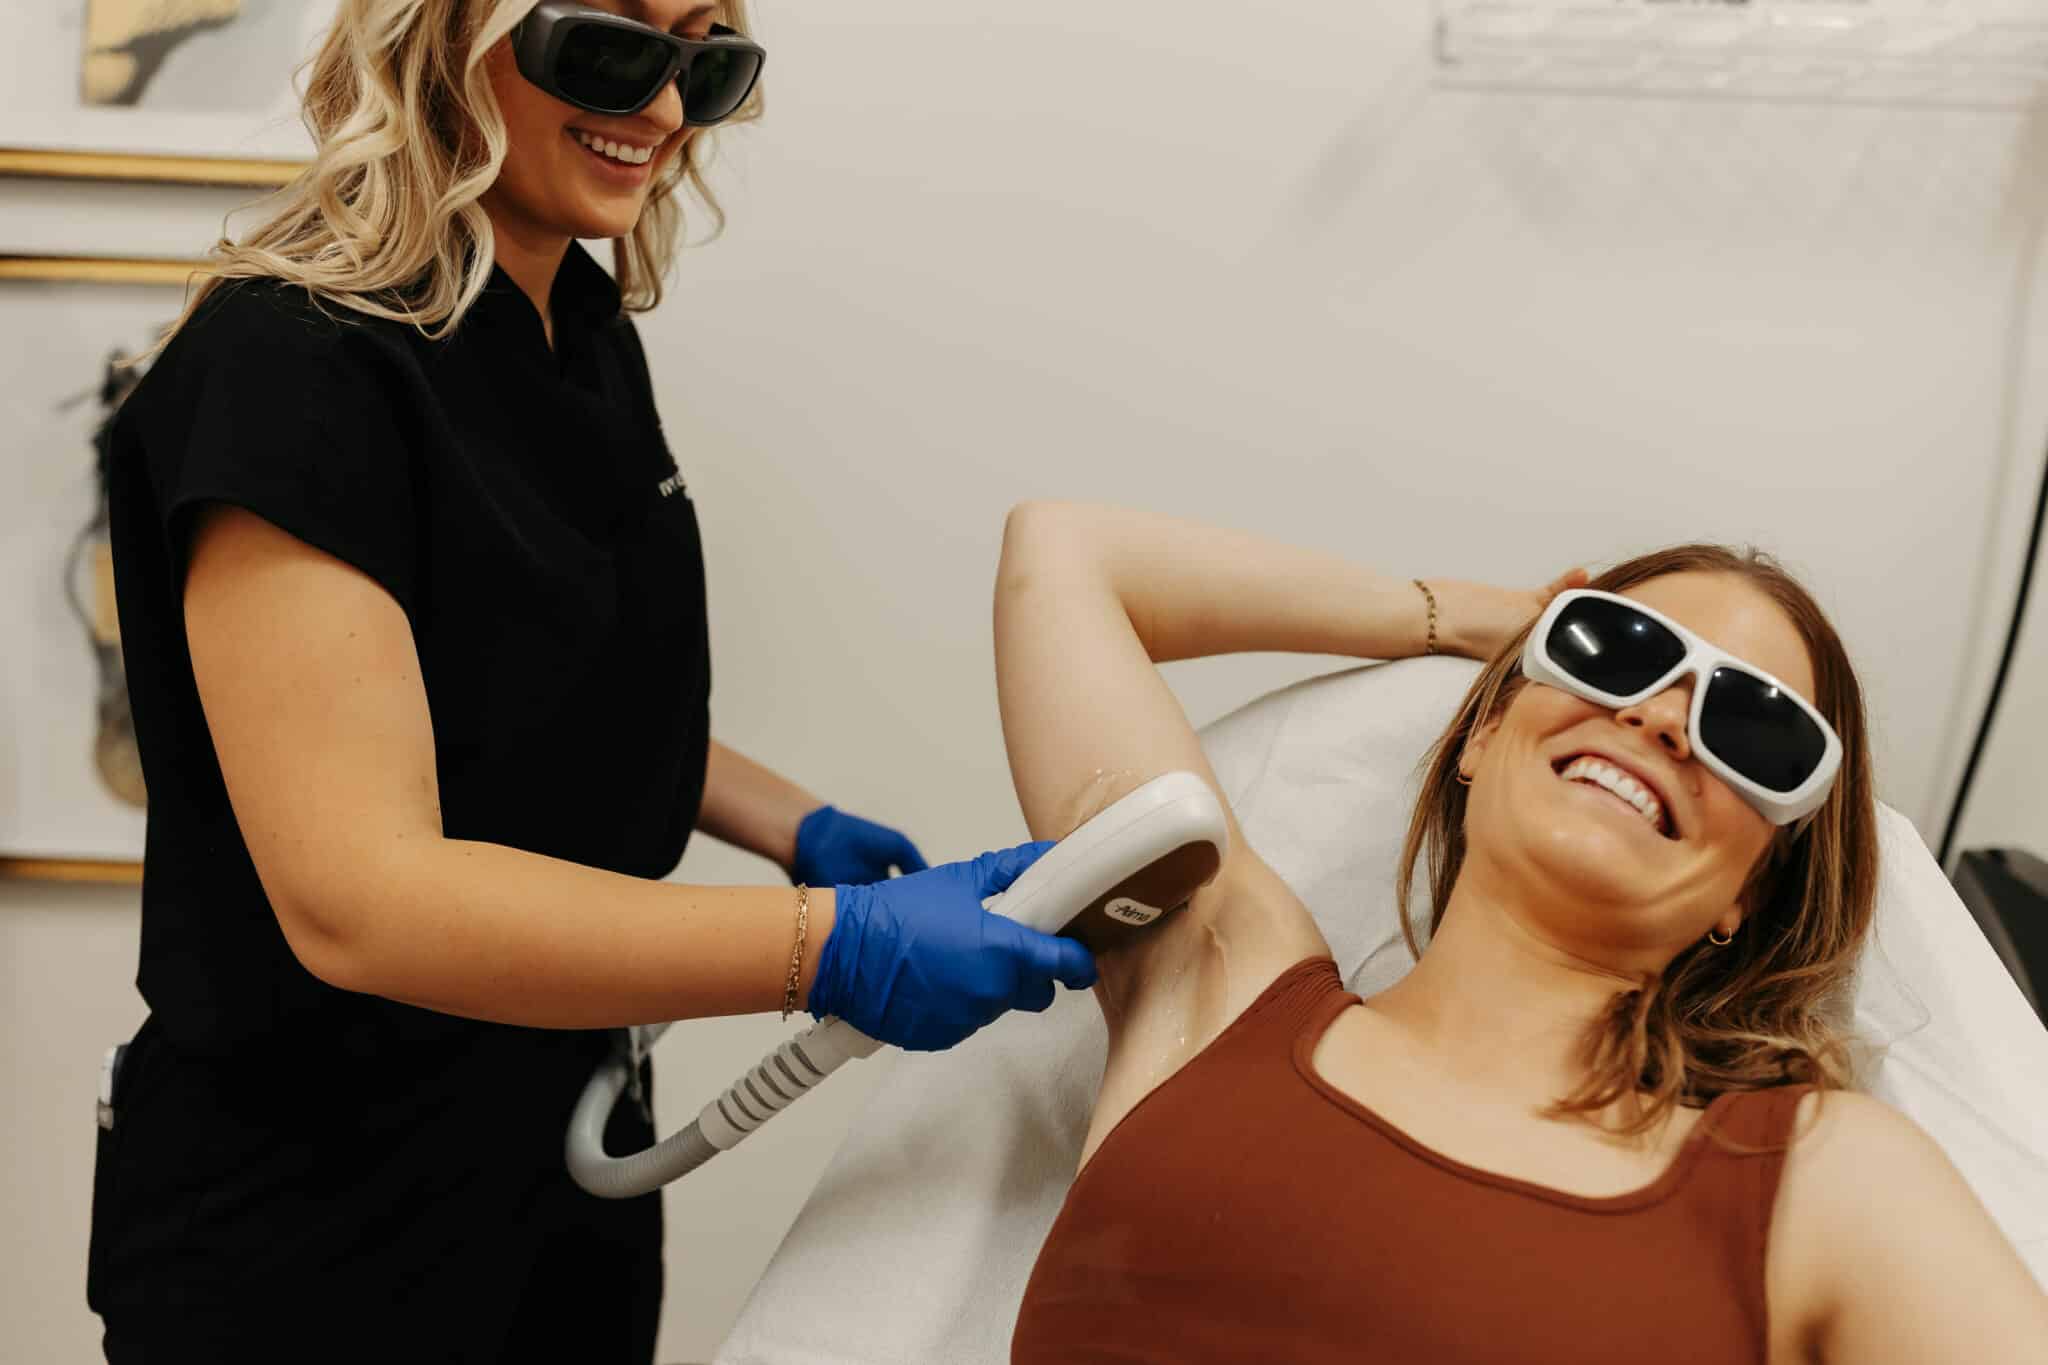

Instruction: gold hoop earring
[1706,926,1734,947]
[1455,770,1473,787]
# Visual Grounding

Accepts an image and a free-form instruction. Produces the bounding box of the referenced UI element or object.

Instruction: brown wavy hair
[1395,545,1878,1140]
[144,0,759,358]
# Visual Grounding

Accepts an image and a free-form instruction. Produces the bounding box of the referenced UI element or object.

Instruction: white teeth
[575,131,651,165]
[1560,756,1667,835]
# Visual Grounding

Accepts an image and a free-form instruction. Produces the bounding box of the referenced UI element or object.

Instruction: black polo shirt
[106,242,713,1068]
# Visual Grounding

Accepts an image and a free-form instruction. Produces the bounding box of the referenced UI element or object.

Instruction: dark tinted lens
[1544,596,1688,696]
[682,46,761,122]
[557,23,673,111]
[1700,668,1827,793]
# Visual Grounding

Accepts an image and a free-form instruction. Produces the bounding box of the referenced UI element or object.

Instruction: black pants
[90,1016,663,1364]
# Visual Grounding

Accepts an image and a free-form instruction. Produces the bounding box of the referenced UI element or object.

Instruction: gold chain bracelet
[1413,579,1439,656]
[781,884,810,1021]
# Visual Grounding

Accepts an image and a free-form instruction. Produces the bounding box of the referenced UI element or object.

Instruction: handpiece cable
[1937,431,2048,871]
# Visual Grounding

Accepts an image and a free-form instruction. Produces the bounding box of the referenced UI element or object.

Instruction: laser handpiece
[566,771,1228,1197]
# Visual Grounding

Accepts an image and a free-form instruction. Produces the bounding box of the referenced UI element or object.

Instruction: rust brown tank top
[1013,956,1811,1364]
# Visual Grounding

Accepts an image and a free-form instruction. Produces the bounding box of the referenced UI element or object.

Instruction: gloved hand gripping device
[566,771,1228,1197]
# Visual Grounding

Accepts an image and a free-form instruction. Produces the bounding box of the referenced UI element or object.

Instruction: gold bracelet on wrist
[781,883,810,1021]
[1413,579,1439,656]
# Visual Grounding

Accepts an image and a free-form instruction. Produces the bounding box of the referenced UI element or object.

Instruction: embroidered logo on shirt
[657,471,687,499]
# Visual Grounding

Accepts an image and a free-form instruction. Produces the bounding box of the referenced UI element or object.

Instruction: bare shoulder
[1769,1089,2047,1363]
[1779,1088,1925,1174]
[1775,1088,1980,1221]
[1770,1089,1930,1284]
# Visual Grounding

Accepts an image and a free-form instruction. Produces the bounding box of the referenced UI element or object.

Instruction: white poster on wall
[1,1,345,161]
[0,282,181,862]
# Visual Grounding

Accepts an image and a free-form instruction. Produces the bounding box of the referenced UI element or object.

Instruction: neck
[482,197,571,347]
[1366,850,1651,1119]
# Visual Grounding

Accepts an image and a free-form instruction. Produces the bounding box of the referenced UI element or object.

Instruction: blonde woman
[991,502,2047,1362]
[89,4,1093,1360]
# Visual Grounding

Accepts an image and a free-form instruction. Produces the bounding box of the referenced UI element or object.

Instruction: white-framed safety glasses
[1521,588,1843,827]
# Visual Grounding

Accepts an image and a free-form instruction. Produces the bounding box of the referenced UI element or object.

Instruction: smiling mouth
[567,128,659,168]
[1552,755,1679,840]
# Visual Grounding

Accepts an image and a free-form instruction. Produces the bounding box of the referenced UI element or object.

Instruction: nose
[1614,678,1693,761]
[643,76,685,136]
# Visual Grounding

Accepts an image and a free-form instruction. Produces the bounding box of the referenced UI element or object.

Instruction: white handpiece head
[984,771,1229,953]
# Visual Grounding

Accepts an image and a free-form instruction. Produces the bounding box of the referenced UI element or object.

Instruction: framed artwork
[0,271,181,882]
[0,1,342,186]
[0,5,342,882]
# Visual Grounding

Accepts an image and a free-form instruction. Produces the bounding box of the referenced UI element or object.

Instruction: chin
[564,206,643,241]
[1512,820,1661,906]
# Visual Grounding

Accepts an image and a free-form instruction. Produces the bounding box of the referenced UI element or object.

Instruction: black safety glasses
[1521,589,1842,827]
[512,2,764,125]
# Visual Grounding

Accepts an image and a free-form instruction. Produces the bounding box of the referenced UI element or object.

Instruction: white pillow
[716,658,2048,1364]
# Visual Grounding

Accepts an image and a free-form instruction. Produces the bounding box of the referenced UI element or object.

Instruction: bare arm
[1776,1091,2048,1362]
[696,740,821,873]
[993,502,1481,1106]
[994,499,1452,844]
[183,504,830,1028]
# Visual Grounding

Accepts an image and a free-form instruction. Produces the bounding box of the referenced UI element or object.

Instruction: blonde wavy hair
[147,0,758,355]
[1396,545,1879,1141]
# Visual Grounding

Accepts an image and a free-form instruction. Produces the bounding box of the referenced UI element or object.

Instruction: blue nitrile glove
[789,805,930,887]
[806,841,1099,1052]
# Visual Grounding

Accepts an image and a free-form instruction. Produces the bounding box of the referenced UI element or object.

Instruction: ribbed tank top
[1012,955,1811,1364]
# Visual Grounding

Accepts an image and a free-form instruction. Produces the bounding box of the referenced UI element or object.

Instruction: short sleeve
[137,281,420,617]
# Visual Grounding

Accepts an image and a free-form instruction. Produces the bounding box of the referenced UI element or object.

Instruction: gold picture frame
[0,255,210,288]
[0,6,337,884]
[0,146,303,189]
[0,264,205,883]
[7,2,341,175]
[0,857,143,886]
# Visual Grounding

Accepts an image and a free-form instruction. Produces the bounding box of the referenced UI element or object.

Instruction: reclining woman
[994,501,2046,1363]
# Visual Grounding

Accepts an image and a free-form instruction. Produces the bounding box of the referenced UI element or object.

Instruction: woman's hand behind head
[1442,566,1590,662]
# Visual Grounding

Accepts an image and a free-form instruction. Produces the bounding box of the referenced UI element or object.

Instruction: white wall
[7,2,2048,1362]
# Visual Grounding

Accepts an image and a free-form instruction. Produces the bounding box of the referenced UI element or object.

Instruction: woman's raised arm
[993,499,1441,845]
[994,499,1468,1144]
[993,501,1584,1161]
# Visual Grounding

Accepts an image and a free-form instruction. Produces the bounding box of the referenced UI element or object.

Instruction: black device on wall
[1951,849,2048,1027]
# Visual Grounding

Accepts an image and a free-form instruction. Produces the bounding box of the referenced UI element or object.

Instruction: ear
[1460,713,1505,782]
